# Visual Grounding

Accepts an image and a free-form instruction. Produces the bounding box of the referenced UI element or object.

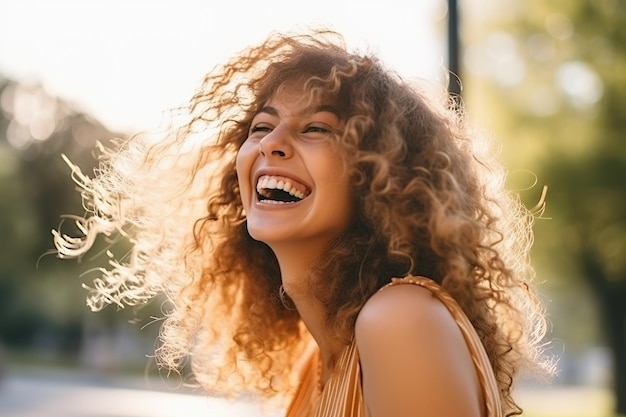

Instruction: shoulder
[354,280,483,417]
[355,280,457,340]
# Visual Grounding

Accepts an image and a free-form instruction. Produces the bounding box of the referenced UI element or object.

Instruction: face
[236,87,354,254]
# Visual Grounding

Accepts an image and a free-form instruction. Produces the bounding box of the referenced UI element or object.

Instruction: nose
[258,124,293,158]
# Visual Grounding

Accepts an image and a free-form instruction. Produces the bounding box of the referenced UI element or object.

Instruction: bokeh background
[0,0,623,416]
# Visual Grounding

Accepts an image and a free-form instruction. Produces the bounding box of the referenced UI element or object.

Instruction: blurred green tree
[462,0,626,413]
[0,78,126,359]
[0,77,180,377]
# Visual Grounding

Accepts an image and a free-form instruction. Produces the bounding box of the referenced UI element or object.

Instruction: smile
[256,175,311,204]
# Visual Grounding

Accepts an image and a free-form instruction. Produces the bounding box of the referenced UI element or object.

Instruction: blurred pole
[447,0,462,100]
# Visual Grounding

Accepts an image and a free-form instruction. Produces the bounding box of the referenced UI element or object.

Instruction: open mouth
[256,175,311,204]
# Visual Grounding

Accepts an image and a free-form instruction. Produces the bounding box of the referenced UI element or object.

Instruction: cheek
[235,144,255,205]
[321,158,355,219]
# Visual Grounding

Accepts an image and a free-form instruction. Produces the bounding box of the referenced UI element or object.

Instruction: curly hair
[53,29,552,415]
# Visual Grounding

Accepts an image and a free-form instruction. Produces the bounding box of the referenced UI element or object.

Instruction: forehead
[260,85,339,118]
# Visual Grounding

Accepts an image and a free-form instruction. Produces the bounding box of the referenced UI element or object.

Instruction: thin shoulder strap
[382,276,503,417]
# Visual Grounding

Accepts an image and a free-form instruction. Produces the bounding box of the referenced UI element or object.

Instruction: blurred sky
[0,0,447,133]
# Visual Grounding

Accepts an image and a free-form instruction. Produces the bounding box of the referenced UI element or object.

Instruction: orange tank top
[285,276,503,417]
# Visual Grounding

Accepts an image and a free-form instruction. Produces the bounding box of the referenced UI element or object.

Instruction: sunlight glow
[0,0,447,133]
[556,61,603,109]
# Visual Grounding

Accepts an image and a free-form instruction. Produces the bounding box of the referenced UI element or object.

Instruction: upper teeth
[256,175,307,200]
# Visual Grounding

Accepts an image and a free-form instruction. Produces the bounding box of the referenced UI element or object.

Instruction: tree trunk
[583,256,626,414]
[606,291,626,415]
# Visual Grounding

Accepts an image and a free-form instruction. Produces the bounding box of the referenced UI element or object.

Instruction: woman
[53,29,553,416]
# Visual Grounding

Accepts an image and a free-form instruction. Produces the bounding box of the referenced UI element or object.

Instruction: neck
[270,241,345,371]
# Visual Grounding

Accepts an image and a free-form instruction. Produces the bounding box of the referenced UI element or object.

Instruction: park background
[0,0,623,416]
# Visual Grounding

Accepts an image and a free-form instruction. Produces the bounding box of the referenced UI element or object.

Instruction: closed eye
[304,125,331,133]
[300,123,333,140]
[249,123,273,138]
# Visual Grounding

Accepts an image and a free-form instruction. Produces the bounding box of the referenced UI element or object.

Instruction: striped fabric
[285,276,503,417]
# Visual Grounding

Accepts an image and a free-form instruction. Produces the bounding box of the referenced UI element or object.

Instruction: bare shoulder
[355,282,456,338]
[354,282,484,417]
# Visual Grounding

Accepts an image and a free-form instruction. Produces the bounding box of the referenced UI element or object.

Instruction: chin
[246,224,287,245]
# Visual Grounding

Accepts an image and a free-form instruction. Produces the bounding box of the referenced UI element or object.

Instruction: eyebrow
[256,104,341,118]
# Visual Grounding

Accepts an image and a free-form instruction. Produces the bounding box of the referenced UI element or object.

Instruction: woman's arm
[355,283,484,417]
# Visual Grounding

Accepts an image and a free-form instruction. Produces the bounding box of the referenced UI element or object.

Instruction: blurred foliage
[0,77,161,371]
[462,0,626,413]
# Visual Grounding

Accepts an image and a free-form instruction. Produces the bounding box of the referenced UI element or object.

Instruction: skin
[237,86,484,416]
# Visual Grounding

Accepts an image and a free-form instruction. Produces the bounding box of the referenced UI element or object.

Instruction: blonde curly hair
[53,29,552,415]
